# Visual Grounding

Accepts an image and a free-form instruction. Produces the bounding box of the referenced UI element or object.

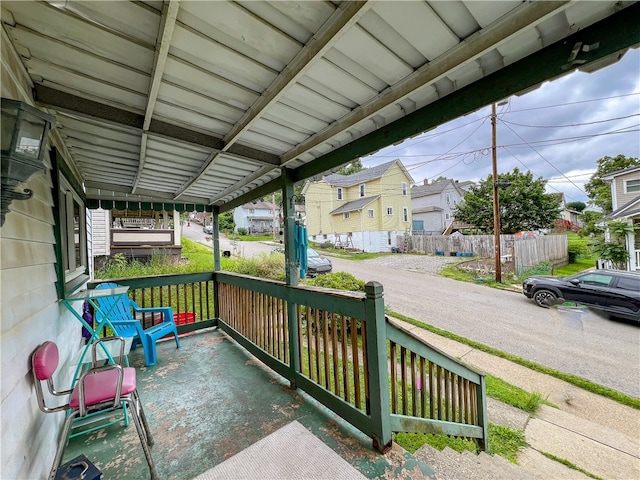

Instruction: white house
[600,165,640,271]
[411,179,466,234]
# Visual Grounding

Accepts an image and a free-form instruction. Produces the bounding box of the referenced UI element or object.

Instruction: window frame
[337,187,343,200]
[344,212,350,219]
[403,207,409,222]
[359,184,365,198]
[401,182,407,196]
[367,209,374,218]
[624,178,640,194]
[386,207,393,215]
[52,148,89,298]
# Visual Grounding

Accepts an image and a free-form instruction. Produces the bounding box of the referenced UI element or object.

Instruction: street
[182,226,640,398]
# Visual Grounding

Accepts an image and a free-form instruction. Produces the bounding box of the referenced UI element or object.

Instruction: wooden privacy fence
[406,234,568,268]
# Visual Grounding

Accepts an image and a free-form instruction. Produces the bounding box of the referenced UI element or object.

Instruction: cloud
[363,48,640,204]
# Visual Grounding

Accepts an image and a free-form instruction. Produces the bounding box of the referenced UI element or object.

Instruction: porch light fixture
[1,98,54,226]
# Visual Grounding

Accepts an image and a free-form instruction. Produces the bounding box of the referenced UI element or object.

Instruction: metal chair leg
[49,412,79,480]
[125,397,159,480]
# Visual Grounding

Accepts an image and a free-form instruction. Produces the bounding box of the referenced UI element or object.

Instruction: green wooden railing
[89,272,488,452]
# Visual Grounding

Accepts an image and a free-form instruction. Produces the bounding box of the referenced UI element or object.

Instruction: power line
[498,119,588,197]
[502,92,640,114]
[500,113,639,129]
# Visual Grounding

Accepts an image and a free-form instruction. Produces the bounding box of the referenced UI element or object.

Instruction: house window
[359,184,365,198]
[445,213,451,220]
[337,187,343,200]
[625,179,640,193]
[249,208,255,214]
[386,207,393,215]
[403,207,408,222]
[446,193,451,204]
[344,212,350,219]
[56,174,88,296]
[402,182,407,196]
[367,209,374,218]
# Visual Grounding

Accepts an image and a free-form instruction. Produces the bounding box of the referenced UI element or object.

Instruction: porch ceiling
[2,1,638,211]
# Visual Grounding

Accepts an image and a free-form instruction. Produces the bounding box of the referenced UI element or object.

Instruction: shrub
[225,253,285,281]
[237,227,247,236]
[304,272,366,292]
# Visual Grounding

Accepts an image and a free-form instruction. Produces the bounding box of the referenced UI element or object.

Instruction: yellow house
[303,160,413,252]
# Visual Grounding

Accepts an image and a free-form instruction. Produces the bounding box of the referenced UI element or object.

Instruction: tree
[584,155,639,214]
[566,201,587,212]
[337,159,364,176]
[453,168,562,234]
[219,211,235,233]
[577,210,603,238]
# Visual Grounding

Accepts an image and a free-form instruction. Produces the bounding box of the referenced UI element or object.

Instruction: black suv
[522,269,640,323]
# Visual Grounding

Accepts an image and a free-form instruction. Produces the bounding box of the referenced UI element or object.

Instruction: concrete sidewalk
[393,317,640,480]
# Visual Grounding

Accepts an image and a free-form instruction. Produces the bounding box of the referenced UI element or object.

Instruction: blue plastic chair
[94,283,180,366]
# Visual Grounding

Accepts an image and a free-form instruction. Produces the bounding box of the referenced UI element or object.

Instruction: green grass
[485,376,555,412]
[388,310,640,410]
[227,234,274,242]
[308,241,393,260]
[394,423,526,462]
[540,452,604,480]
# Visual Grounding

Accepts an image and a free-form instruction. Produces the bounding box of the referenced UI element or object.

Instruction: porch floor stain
[61,328,435,479]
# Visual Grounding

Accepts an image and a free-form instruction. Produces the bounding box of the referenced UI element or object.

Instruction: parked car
[272,247,332,277]
[203,225,213,234]
[522,269,640,322]
[307,248,332,277]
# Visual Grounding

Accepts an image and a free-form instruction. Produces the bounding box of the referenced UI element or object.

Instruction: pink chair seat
[69,367,137,408]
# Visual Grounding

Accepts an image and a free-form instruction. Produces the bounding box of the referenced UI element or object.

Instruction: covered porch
[61,327,431,479]
[2,1,640,478]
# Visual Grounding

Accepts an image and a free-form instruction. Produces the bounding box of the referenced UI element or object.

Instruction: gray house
[411,179,466,234]
[233,202,281,235]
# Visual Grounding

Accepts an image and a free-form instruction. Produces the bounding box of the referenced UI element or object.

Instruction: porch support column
[364,281,392,453]
[282,168,300,388]
[212,206,221,327]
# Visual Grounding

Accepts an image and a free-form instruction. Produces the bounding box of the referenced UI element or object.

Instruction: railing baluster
[411,352,417,417]
[420,357,426,418]
[340,315,350,404]
[400,346,407,415]
[322,310,330,390]
[351,318,361,410]
[390,341,397,414]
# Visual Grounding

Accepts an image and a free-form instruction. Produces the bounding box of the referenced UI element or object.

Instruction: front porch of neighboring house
[59,271,489,479]
[90,207,184,270]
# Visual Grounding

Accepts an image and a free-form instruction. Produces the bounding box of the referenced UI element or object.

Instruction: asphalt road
[182,226,640,398]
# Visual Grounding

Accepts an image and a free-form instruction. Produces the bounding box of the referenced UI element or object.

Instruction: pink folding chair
[31,337,159,480]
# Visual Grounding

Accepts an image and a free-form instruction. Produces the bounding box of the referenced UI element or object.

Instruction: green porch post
[282,168,300,388]
[212,206,221,326]
[364,281,392,453]
[476,375,490,452]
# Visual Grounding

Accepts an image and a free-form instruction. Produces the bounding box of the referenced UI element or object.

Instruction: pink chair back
[32,341,59,381]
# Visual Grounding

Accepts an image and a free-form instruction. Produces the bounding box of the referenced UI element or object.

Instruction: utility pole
[491,103,502,283]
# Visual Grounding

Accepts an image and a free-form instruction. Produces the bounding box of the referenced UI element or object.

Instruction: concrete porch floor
[60,328,435,479]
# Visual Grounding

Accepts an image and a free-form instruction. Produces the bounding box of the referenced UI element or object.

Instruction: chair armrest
[130,302,174,323]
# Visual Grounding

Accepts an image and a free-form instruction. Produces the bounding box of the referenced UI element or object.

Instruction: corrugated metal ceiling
[1,0,637,210]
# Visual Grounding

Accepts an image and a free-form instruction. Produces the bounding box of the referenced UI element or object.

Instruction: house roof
[411,180,464,198]
[329,196,380,215]
[1,2,636,213]
[602,195,640,221]
[324,160,412,187]
[412,206,444,214]
[601,165,640,181]
[241,202,280,211]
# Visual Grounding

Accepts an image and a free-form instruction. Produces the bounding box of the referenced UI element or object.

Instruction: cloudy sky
[360,48,640,206]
